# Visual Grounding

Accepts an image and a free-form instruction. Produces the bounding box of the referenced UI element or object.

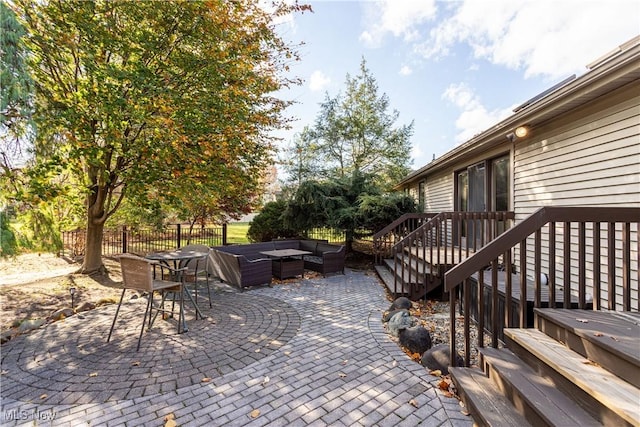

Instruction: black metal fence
[61,224,227,257]
[61,224,348,257]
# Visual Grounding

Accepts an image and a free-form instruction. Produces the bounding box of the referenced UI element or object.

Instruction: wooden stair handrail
[372,213,436,239]
[445,206,640,291]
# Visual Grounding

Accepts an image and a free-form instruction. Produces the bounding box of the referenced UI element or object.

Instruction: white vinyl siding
[513,85,639,309]
[425,171,453,212]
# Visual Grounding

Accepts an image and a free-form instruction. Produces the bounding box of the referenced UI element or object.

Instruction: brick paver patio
[0,269,472,426]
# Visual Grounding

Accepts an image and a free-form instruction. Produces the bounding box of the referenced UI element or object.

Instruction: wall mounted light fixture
[506,125,530,142]
[515,125,529,138]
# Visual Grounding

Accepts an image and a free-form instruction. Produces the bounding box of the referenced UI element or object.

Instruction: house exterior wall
[425,170,454,212]
[513,81,639,308]
[513,82,640,213]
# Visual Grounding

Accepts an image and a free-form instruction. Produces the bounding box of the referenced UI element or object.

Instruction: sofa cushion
[299,240,318,253]
[304,255,323,265]
[273,240,300,250]
[317,243,343,254]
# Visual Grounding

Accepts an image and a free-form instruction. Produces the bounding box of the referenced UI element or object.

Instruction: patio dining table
[145,250,208,326]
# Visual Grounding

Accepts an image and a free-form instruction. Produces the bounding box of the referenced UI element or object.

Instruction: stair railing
[445,206,640,367]
[373,213,436,264]
[390,211,515,297]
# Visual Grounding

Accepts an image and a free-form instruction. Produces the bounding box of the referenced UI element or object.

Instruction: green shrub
[247,201,298,242]
[0,211,18,257]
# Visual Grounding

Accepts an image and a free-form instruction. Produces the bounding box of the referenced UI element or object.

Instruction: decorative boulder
[387,311,414,337]
[48,308,75,322]
[398,326,432,354]
[76,301,96,313]
[389,296,412,311]
[383,308,409,323]
[421,344,464,375]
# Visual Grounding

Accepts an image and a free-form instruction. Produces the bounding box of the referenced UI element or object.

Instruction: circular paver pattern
[0,292,301,405]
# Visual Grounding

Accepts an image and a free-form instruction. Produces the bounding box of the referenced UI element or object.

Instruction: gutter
[396,38,640,189]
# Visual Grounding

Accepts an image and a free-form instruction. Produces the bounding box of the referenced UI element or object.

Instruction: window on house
[418,181,426,212]
[455,154,510,241]
[492,156,509,211]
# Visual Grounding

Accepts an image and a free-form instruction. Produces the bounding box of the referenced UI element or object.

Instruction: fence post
[222,223,227,245]
[122,226,127,254]
[176,224,182,248]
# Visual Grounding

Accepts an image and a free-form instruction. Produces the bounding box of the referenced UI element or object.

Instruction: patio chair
[107,254,187,351]
[178,244,214,308]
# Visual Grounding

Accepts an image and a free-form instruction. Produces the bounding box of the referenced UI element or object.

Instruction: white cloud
[442,83,514,143]
[399,65,413,76]
[359,0,438,47]
[417,0,640,80]
[308,70,331,92]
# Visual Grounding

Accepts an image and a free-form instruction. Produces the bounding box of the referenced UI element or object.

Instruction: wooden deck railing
[373,213,436,264]
[389,211,515,296]
[445,206,640,366]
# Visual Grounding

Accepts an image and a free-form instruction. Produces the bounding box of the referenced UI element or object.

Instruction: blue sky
[273,0,640,172]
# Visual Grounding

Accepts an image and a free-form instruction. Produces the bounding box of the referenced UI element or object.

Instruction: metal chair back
[119,254,155,292]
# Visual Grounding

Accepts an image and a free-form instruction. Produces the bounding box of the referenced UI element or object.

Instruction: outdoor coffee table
[260,249,312,279]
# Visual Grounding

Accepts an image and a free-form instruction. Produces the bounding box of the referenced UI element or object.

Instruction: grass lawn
[227,222,250,244]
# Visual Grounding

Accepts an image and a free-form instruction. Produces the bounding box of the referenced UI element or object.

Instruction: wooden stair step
[535,308,640,387]
[449,366,531,427]
[375,264,410,295]
[479,347,600,427]
[383,258,421,285]
[397,253,435,277]
[505,328,640,426]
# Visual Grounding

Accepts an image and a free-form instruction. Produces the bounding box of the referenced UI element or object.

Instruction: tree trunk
[345,229,354,253]
[81,184,109,274]
[81,218,105,274]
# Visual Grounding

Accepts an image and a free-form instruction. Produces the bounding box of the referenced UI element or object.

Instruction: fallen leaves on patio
[437,377,455,398]
[164,413,177,427]
[409,398,418,407]
[40,393,48,400]
[250,409,260,418]
[89,372,98,377]
[201,377,212,383]
[262,376,270,386]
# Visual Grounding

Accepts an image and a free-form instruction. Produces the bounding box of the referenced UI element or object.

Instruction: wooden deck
[405,246,475,268]
[464,270,591,338]
[471,270,591,305]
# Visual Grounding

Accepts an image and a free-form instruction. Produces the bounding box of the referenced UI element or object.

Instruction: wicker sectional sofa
[211,240,345,290]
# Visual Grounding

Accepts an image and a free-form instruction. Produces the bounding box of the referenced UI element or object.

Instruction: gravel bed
[384,299,496,368]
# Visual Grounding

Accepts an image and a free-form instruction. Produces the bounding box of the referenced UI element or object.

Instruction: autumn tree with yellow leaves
[10,0,310,273]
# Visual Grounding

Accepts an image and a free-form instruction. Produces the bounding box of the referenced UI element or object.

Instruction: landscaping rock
[421,343,464,375]
[48,308,75,322]
[1,330,14,344]
[76,301,96,313]
[389,296,412,311]
[18,318,46,333]
[383,308,409,322]
[398,326,432,354]
[387,310,415,337]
